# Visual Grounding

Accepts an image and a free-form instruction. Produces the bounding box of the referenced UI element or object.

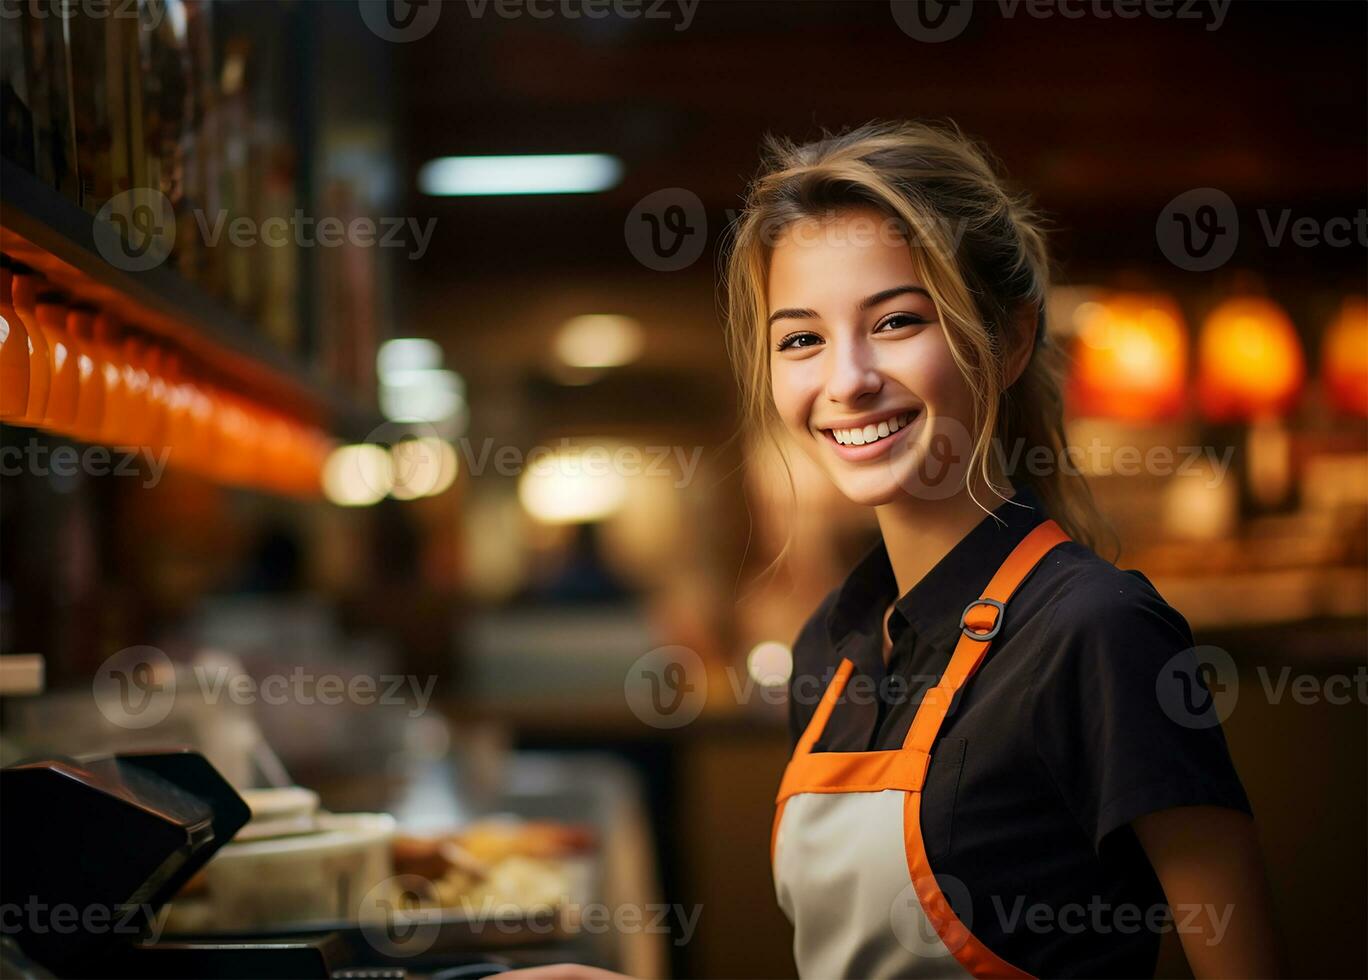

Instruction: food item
[391,833,463,882]
[456,819,595,864]
[393,819,594,878]
[390,819,594,915]
[424,855,569,915]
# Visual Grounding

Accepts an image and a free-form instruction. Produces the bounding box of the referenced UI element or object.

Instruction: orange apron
[773,521,1070,979]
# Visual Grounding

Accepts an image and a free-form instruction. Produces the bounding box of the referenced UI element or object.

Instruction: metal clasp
[959,598,1005,641]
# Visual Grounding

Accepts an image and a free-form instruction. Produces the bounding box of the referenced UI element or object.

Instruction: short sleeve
[1030,568,1252,852]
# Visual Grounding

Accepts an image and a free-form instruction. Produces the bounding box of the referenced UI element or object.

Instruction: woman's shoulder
[1038,536,1174,599]
[1027,538,1196,673]
[1024,539,1252,841]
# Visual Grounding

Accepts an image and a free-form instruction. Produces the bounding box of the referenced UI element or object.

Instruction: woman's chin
[827,451,964,508]
[830,474,909,508]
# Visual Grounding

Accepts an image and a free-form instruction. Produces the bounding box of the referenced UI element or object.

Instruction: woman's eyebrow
[767,285,931,327]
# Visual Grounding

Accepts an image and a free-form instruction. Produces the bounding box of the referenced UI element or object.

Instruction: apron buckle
[959,598,1005,640]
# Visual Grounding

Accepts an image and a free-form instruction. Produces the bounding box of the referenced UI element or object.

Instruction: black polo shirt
[786,485,1252,978]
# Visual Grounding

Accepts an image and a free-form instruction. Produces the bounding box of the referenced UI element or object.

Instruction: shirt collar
[825,485,1050,674]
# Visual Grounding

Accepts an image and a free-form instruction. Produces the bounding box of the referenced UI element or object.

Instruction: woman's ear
[1004,303,1039,388]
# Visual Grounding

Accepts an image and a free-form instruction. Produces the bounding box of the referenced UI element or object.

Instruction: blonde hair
[721,119,1115,557]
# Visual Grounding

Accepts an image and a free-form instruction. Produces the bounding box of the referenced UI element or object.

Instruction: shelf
[0,158,378,440]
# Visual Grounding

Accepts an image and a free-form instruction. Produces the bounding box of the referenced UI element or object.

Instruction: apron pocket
[923,736,966,860]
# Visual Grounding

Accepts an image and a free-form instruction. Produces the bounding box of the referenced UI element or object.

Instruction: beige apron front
[771,521,1069,979]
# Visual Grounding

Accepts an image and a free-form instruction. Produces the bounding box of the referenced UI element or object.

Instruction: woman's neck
[874,485,1016,598]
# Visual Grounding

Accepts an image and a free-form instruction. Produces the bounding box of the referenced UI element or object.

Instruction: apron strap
[785,519,1069,761]
[793,657,855,756]
[902,520,1069,753]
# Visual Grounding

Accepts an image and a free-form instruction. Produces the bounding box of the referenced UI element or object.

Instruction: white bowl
[200,811,396,929]
[236,786,321,841]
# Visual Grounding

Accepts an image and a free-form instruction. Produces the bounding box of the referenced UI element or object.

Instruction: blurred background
[0,1,1364,977]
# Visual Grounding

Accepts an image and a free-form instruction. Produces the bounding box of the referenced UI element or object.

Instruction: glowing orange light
[1197,297,1305,421]
[1321,297,1368,417]
[1070,293,1188,421]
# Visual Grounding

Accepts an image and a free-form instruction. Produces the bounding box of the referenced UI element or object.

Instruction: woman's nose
[825,337,882,404]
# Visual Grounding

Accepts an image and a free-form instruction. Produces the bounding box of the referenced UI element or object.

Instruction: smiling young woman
[726,120,1283,979]
[502,122,1284,980]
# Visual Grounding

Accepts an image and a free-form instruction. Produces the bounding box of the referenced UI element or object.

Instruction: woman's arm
[495,966,632,980]
[1132,805,1286,978]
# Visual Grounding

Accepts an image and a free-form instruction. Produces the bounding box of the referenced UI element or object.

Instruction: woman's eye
[875,313,925,332]
[776,331,822,351]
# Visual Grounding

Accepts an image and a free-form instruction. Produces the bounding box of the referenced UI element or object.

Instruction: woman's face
[767,207,978,508]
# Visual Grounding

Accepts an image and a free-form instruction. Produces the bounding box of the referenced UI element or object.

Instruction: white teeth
[828,411,916,448]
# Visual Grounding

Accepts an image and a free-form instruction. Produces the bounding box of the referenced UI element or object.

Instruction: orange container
[0,266,31,418]
[184,380,215,475]
[119,334,152,448]
[92,313,130,446]
[160,351,198,471]
[68,308,106,444]
[213,396,249,485]
[10,272,51,425]
[262,413,295,492]
[141,343,171,454]
[37,292,81,433]
[287,422,323,496]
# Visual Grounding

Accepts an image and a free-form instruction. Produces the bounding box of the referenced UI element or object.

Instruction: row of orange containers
[0,260,331,495]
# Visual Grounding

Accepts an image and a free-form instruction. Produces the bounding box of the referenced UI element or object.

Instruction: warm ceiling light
[1321,297,1368,417]
[1070,293,1188,421]
[418,154,624,196]
[323,444,393,507]
[517,447,628,524]
[554,315,644,369]
[1198,296,1305,421]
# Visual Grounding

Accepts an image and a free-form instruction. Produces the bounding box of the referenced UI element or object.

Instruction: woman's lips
[819,409,921,462]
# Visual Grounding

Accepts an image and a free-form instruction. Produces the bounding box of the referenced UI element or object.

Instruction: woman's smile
[817,407,921,461]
